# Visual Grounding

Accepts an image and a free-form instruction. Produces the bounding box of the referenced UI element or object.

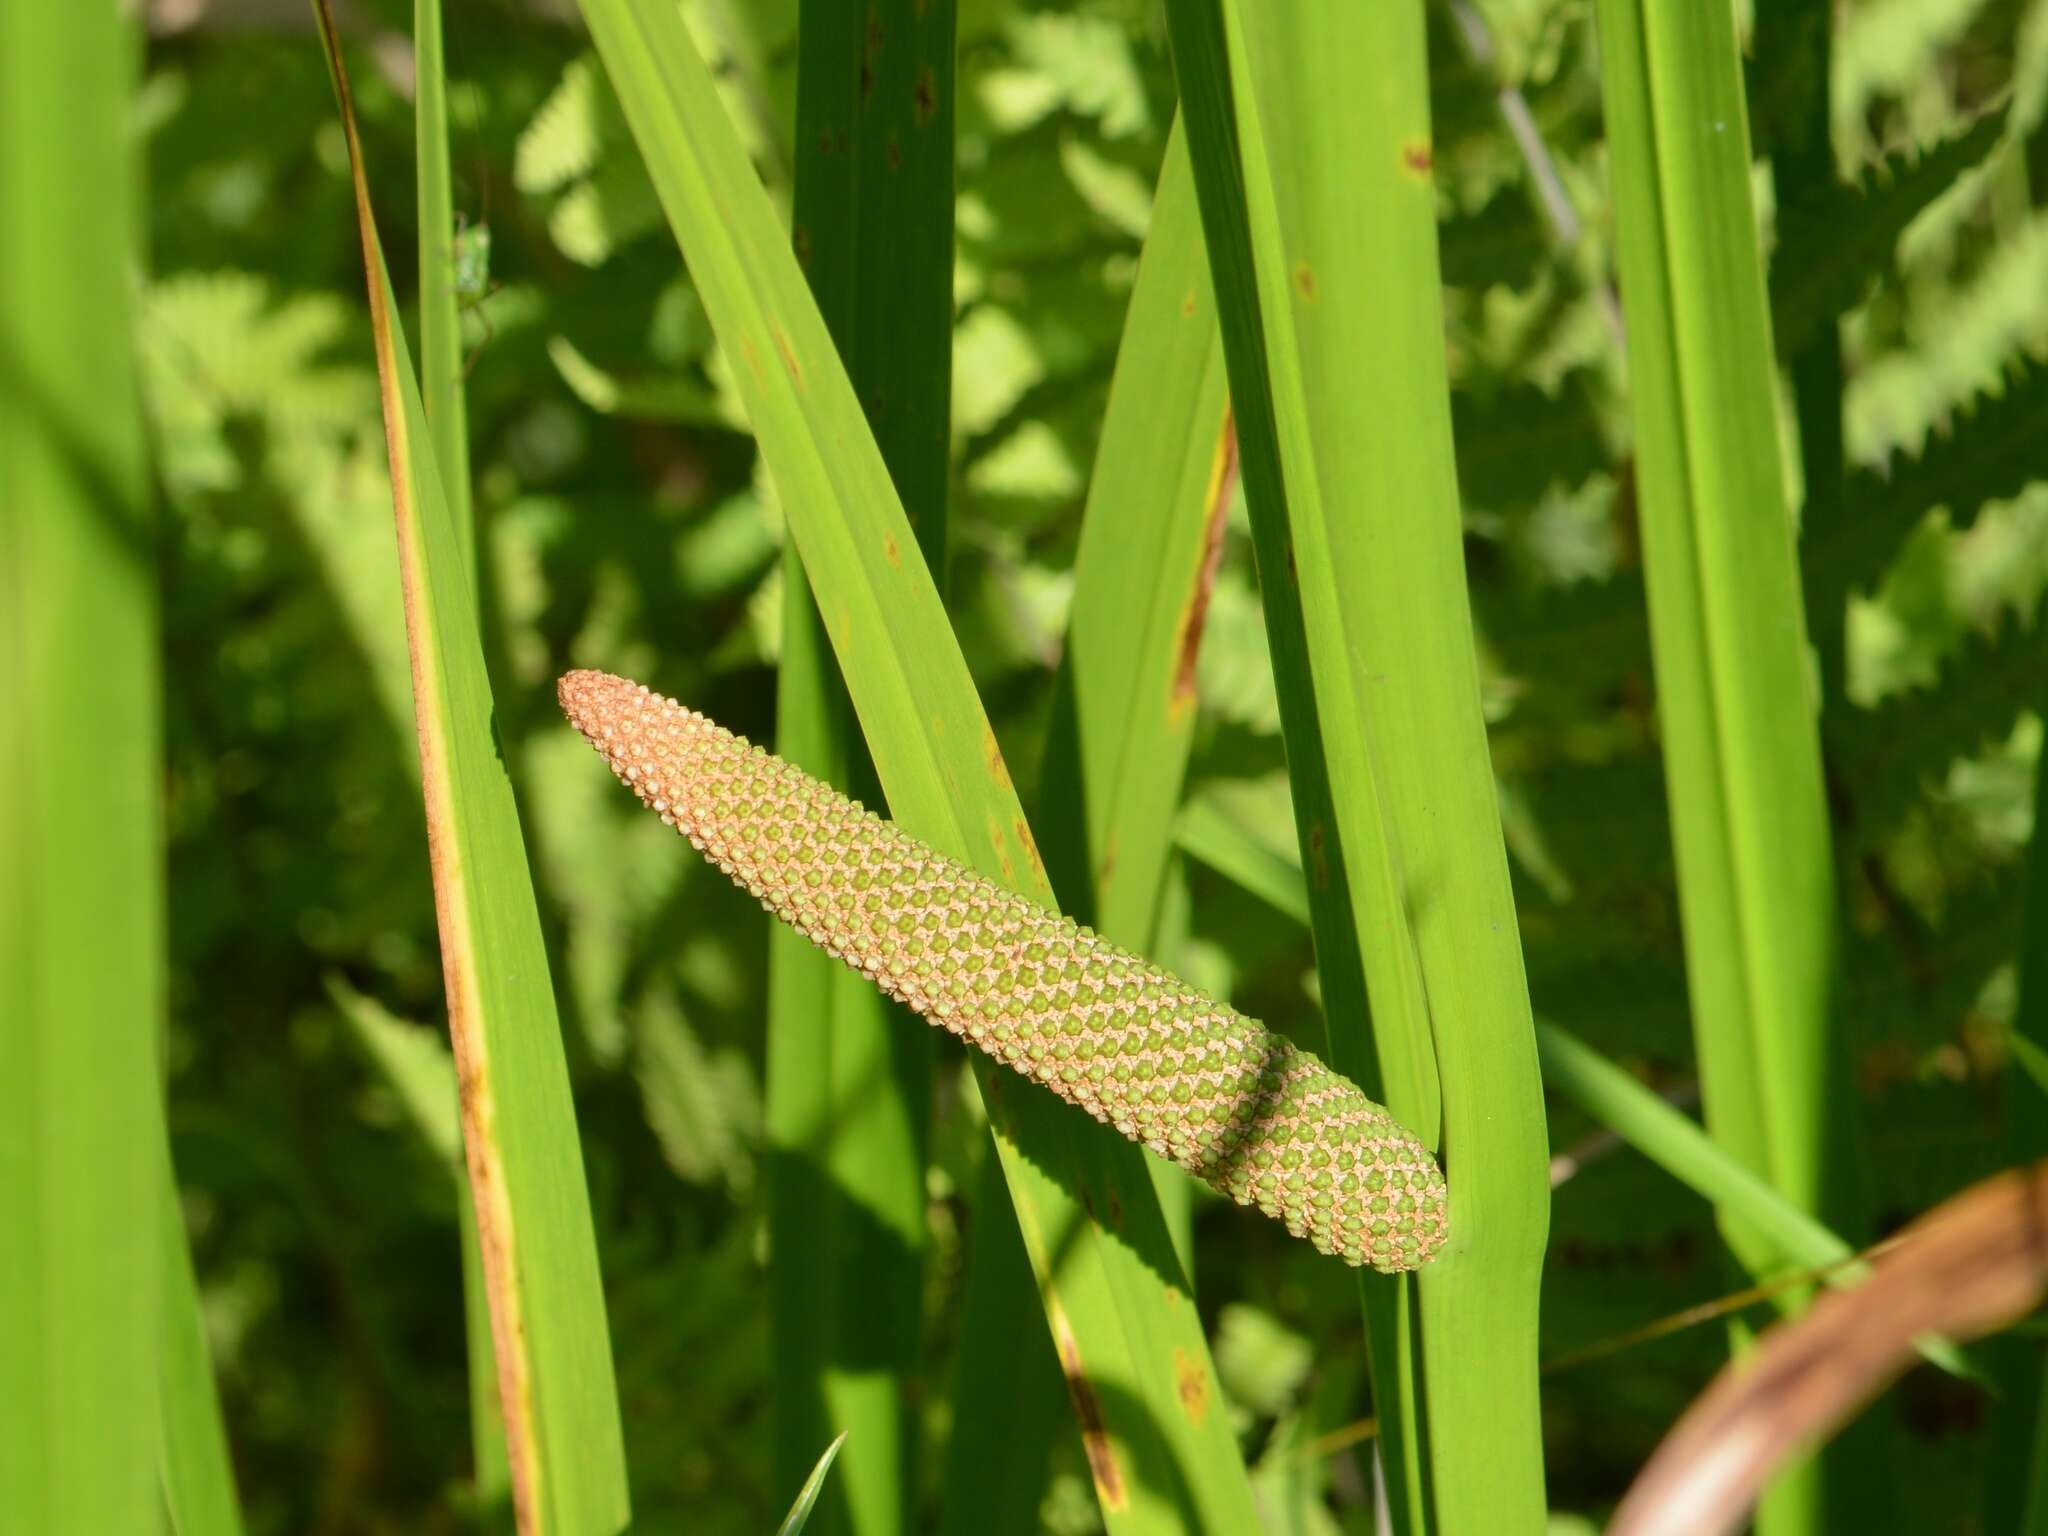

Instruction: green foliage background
[135,0,2045,1530]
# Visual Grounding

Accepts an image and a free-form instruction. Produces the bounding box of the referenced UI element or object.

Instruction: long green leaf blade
[1165,4,1552,1526]
[1596,0,1841,1247]
[314,10,630,1530]
[415,0,474,574]
[767,4,952,1531]
[1036,120,1232,955]
[0,0,164,1528]
[1164,15,1430,1523]
[569,2,1262,1526]
[1596,3,1872,1524]
[1539,1012,1841,1279]
[412,4,509,1510]
[944,119,1230,1533]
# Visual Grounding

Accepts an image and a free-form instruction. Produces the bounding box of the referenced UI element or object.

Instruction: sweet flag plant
[560,669,1450,1272]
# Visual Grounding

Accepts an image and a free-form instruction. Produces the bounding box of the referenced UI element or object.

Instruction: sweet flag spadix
[559,669,1448,1272]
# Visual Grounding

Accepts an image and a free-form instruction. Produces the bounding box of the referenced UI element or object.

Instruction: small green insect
[559,668,1450,1272]
[450,212,496,377]
[452,212,493,301]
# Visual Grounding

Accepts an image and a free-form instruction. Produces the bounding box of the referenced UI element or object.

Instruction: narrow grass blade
[1176,788,1314,926]
[415,0,473,574]
[0,0,163,1527]
[778,1432,850,1536]
[313,10,630,1530]
[1537,1020,1969,1380]
[1539,1019,1851,1282]
[1596,2,1867,1525]
[568,3,1262,1526]
[158,1147,246,1536]
[767,4,952,1531]
[1036,118,1231,954]
[942,119,1228,1530]
[1165,4,1551,1526]
[411,7,507,1507]
[1594,0,1844,1253]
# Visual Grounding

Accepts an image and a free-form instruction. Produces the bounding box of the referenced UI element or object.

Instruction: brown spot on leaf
[1401,139,1434,176]
[1182,286,1199,318]
[1096,830,1119,898]
[987,817,1017,885]
[1016,817,1045,886]
[887,133,903,172]
[1056,1315,1126,1509]
[860,10,882,104]
[444,1030,539,1530]
[1294,262,1317,301]
[1174,1349,1211,1425]
[773,326,803,387]
[913,66,937,124]
[1308,821,1330,889]
[1169,413,1238,721]
[984,725,1011,789]
[883,531,900,569]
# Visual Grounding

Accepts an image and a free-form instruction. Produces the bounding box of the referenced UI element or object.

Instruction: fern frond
[1836,610,2045,848]
[1772,100,2010,359]
[548,158,664,268]
[1841,859,2028,1058]
[514,54,618,196]
[1451,371,1607,514]
[1835,0,1998,149]
[1808,354,2048,613]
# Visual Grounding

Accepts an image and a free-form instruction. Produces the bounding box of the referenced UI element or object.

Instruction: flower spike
[559,669,1448,1272]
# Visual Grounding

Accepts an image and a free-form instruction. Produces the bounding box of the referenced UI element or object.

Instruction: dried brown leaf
[1612,1162,2048,1536]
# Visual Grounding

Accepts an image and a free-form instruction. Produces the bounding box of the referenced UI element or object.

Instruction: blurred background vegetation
[136,0,2043,1529]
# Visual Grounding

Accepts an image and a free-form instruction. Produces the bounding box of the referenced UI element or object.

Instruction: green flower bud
[559,669,1448,1273]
